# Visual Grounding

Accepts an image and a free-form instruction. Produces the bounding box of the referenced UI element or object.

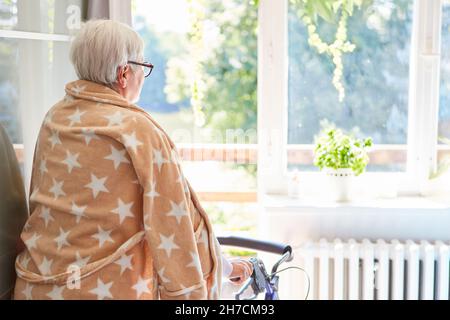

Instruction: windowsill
[259,193,450,242]
[261,193,450,211]
[262,171,450,211]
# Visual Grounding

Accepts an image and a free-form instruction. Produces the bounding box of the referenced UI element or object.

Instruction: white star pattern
[67,108,86,126]
[104,111,125,126]
[18,80,226,299]
[46,285,65,300]
[48,130,62,149]
[54,227,71,251]
[176,174,190,193]
[104,145,130,170]
[63,94,74,106]
[30,187,39,202]
[186,251,202,273]
[132,276,152,299]
[39,158,48,176]
[62,150,82,173]
[114,254,133,275]
[21,255,31,269]
[43,109,54,125]
[197,229,209,249]
[39,256,53,275]
[157,233,180,258]
[157,267,171,284]
[71,201,87,224]
[49,178,66,199]
[81,128,100,145]
[111,198,134,224]
[25,233,41,250]
[122,131,143,154]
[39,207,54,227]
[23,220,31,231]
[74,251,91,268]
[71,84,87,95]
[153,149,168,172]
[91,226,114,248]
[89,278,113,300]
[22,283,33,300]
[183,179,190,194]
[166,200,189,224]
[143,212,152,231]
[145,181,159,199]
[84,173,109,198]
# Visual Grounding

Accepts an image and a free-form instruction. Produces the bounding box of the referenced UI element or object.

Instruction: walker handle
[217,236,293,261]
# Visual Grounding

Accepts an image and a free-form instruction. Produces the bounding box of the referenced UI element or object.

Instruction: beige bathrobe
[13,80,223,300]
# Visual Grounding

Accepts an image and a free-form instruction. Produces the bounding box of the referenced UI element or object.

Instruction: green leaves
[292,0,365,101]
[345,0,354,16]
[313,0,334,23]
[313,125,373,176]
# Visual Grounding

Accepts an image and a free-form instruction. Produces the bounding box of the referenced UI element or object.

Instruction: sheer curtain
[87,0,132,25]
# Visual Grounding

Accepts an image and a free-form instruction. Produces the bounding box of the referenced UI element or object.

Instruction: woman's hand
[228,258,253,285]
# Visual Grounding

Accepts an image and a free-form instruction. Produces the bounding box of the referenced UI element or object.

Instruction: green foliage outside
[163,0,258,140]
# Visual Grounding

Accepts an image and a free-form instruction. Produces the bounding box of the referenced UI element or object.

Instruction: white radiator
[299,239,450,300]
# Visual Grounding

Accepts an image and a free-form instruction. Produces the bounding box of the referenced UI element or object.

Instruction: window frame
[257,0,444,197]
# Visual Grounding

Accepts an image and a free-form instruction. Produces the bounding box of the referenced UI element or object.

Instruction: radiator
[299,239,450,300]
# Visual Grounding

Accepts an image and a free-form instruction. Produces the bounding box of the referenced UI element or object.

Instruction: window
[258,0,447,197]
[287,0,413,172]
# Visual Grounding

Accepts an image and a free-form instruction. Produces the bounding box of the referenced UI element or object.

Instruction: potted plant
[314,125,372,201]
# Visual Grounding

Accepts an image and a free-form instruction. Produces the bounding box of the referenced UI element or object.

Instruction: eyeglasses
[127,60,154,77]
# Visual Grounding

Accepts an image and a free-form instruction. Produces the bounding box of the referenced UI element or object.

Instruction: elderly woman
[14,19,252,300]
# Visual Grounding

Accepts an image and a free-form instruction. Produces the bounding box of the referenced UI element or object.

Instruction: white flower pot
[325,168,354,202]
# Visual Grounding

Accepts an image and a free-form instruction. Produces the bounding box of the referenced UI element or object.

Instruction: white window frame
[258,0,444,198]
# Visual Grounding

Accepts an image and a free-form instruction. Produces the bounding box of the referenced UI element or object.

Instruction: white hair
[70,19,144,86]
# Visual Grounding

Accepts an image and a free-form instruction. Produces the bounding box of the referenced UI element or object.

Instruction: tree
[164,0,258,143]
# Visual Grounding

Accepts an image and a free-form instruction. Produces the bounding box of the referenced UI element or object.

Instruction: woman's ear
[116,65,130,88]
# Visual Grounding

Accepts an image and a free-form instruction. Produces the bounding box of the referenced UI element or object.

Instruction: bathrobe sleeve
[119,116,210,299]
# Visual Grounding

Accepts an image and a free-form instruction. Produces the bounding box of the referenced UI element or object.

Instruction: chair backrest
[0,124,28,300]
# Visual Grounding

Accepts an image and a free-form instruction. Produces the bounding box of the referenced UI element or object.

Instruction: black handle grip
[217,236,292,258]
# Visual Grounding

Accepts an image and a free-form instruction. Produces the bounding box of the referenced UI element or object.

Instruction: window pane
[0,0,83,34]
[131,0,258,207]
[132,0,257,144]
[287,0,413,172]
[438,1,450,171]
[0,38,76,144]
